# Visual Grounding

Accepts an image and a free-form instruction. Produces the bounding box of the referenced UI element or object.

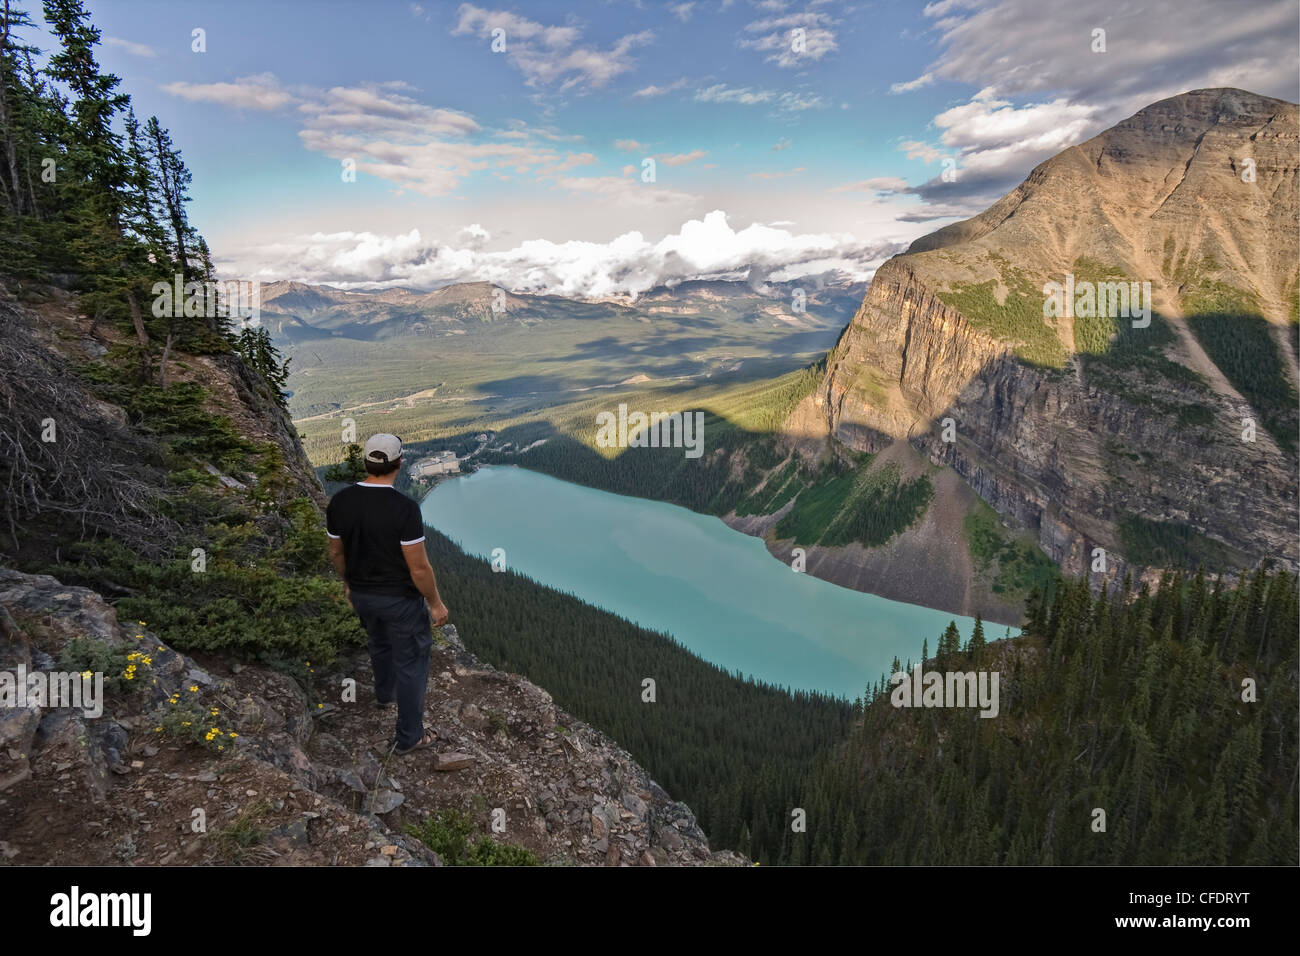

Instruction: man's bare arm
[328,537,347,585]
[402,542,449,625]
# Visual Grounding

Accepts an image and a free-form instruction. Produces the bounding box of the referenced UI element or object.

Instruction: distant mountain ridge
[254,277,863,343]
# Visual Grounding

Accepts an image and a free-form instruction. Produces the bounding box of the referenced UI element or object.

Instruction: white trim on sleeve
[400,536,426,546]
[326,531,341,540]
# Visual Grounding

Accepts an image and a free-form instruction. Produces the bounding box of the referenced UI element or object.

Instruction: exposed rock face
[725,437,1026,625]
[797,89,1299,586]
[0,569,742,867]
[203,349,326,509]
[908,89,1299,313]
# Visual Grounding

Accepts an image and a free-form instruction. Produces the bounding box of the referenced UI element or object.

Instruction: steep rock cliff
[797,89,1299,586]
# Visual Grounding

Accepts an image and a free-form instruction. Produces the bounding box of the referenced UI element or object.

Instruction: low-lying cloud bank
[222,210,904,298]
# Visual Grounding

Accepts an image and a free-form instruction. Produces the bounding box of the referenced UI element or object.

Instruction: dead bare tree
[0,295,177,559]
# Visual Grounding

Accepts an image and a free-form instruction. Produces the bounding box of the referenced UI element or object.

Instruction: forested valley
[414,508,1298,864]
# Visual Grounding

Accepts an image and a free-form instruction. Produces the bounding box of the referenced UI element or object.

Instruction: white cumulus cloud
[224,210,900,299]
[899,0,1300,205]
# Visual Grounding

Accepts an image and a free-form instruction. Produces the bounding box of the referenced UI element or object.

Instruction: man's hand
[403,542,448,627]
[429,600,450,627]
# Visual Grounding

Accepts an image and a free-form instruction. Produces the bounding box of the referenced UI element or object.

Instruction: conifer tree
[42,0,127,221]
[143,114,194,278]
[325,443,367,483]
[0,1,39,217]
[968,614,985,657]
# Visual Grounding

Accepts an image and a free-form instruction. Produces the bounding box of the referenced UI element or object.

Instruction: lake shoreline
[421,465,996,700]
[426,462,1023,629]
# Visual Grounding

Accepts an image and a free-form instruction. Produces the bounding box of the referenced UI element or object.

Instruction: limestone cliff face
[800,89,1300,584]
[822,264,1005,442]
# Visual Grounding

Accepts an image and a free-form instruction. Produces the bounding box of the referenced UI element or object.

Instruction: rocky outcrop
[794,89,1299,587]
[725,437,1026,625]
[0,569,742,866]
[201,349,326,509]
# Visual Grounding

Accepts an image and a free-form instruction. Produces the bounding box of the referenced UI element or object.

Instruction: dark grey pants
[348,591,432,750]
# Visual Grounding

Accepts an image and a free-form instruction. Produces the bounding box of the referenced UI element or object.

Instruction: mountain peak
[906,88,1298,316]
[809,86,1297,605]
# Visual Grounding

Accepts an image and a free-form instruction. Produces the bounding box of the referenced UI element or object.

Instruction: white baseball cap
[363,433,403,464]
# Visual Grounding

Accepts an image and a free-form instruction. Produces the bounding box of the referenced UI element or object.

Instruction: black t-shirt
[326,482,425,597]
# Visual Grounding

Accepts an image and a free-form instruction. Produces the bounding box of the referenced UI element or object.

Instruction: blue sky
[51,0,1300,294]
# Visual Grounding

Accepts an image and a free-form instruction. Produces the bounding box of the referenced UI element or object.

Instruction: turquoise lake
[420,465,990,701]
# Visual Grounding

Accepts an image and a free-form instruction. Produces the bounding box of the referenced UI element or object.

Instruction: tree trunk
[0,76,24,215]
[22,145,37,217]
[158,330,174,387]
[0,0,27,215]
[127,290,151,379]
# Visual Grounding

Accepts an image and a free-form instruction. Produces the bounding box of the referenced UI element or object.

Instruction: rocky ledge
[0,569,744,867]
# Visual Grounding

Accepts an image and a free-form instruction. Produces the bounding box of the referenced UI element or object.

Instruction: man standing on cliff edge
[326,433,449,755]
